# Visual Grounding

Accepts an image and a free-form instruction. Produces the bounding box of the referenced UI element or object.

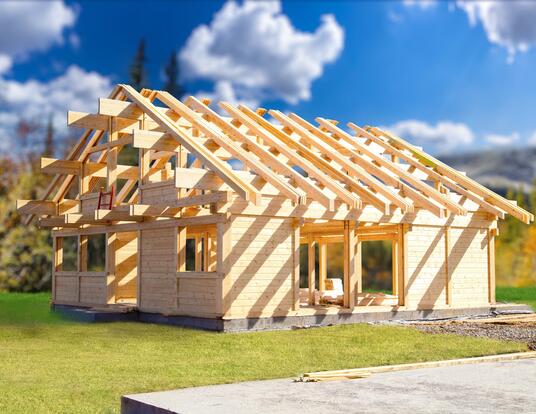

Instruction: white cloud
[402,0,437,10]
[196,80,260,110]
[0,65,112,155]
[528,132,536,147]
[456,1,536,62]
[0,1,77,64]
[485,132,519,146]
[0,55,12,75]
[382,120,474,153]
[179,0,344,106]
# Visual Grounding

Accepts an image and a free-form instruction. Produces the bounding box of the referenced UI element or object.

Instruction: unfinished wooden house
[17,84,534,331]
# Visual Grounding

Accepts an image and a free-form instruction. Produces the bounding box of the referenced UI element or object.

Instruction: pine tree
[42,113,54,158]
[129,38,148,90]
[163,50,184,98]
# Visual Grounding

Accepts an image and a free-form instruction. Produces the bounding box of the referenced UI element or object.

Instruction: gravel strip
[412,321,536,350]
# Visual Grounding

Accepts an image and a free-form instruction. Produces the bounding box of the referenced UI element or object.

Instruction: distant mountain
[439,147,536,194]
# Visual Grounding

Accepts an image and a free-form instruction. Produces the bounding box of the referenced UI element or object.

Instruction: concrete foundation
[52,303,533,332]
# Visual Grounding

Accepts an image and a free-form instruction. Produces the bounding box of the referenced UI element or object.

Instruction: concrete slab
[122,359,536,414]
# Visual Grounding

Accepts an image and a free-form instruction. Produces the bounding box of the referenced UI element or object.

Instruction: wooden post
[488,228,496,304]
[400,224,409,307]
[137,229,142,308]
[319,241,327,293]
[445,227,451,305]
[343,220,357,309]
[292,219,301,310]
[307,234,316,305]
[203,232,210,272]
[217,217,232,317]
[177,227,186,272]
[177,145,187,198]
[79,163,90,195]
[392,235,398,297]
[106,232,117,304]
[394,224,405,306]
[355,231,362,296]
[107,117,118,203]
[52,236,63,302]
[195,235,203,272]
[139,115,151,188]
[78,235,88,304]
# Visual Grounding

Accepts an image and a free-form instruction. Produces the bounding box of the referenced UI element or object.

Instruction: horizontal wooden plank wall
[139,227,177,313]
[115,231,137,301]
[404,224,492,310]
[405,226,448,309]
[226,216,295,318]
[448,227,490,307]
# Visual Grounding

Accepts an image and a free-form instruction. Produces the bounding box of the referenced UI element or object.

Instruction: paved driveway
[122,359,536,414]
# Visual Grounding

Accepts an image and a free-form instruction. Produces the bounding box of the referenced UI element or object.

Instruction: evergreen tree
[42,113,54,158]
[163,50,184,98]
[129,38,148,90]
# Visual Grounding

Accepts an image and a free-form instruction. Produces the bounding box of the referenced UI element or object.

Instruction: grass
[496,286,536,310]
[0,293,528,413]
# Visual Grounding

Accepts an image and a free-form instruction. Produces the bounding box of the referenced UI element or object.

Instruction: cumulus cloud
[195,80,260,110]
[456,1,536,62]
[0,65,112,155]
[0,1,77,66]
[179,0,344,106]
[382,120,474,154]
[485,132,519,146]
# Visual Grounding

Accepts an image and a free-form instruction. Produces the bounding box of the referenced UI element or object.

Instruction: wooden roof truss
[19,84,534,228]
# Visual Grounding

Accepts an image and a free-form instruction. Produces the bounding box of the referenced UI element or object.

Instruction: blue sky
[2,0,536,156]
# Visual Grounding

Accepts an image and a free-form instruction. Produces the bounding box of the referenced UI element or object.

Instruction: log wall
[225,216,295,318]
[404,224,491,309]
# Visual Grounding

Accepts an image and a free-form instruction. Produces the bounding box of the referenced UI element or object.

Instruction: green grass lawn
[0,293,528,413]
[496,286,536,310]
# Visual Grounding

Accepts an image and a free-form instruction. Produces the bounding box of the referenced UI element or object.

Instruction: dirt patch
[409,314,536,350]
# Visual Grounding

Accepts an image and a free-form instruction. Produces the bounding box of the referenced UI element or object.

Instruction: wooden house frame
[17,84,533,330]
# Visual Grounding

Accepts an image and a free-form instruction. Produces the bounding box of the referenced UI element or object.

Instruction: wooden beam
[187,96,335,209]
[67,111,141,133]
[41,158,138,180]
[488,229,496,304]
[343,220,357,309]
[17,200,57,215]
[348,123,505,219]
[308,234,316,305]
[318,118,466,216]
[221,103,360,209]
[131,192,231,218]
[95,209,143,222]
[286,112,412,213]
[371,127,533,223]
[119,84,262,205]
[157,91,304,205]
[319,241,327,293]
[271,110,402,214]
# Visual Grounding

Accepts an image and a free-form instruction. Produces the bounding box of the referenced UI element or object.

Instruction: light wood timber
[317,118,467,216]
[157,91,304,205]
[221,103,360,209]
[119,84,262,205]
[370,127,533,223]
